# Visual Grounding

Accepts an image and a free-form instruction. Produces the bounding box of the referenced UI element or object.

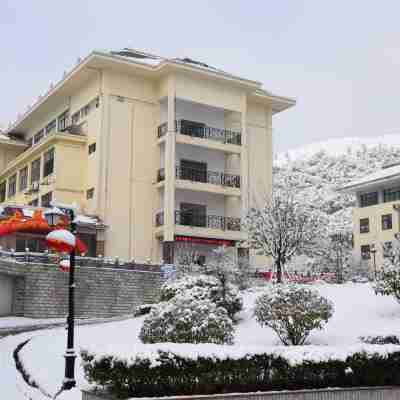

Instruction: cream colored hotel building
[341,163,400,271]
[0,49,295,265]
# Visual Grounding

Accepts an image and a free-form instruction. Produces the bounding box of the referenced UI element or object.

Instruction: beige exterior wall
[2,52,293,264]
[353,198,400,269]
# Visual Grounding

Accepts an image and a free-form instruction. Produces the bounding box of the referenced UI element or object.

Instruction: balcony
[155,211,241,232]
[157,119,241,146]
[157,167,240,188]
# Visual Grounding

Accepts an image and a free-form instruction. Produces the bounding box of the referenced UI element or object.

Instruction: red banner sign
[175,236,235,247]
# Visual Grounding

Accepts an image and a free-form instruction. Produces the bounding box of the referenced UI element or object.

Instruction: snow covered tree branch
[244,185,325,282]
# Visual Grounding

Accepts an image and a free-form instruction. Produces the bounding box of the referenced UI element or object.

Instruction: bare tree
[244,187,325,283]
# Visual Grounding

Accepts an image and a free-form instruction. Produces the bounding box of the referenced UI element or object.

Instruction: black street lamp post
[63,208,76,390]
[44,206,77,390]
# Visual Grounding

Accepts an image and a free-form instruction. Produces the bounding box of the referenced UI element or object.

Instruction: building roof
[5,48,296,135]
[340,163,400,192]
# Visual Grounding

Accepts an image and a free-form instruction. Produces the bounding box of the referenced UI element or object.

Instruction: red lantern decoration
[46,230,76,253]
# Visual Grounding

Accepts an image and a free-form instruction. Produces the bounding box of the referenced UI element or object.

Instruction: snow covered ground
[3,283,400,399]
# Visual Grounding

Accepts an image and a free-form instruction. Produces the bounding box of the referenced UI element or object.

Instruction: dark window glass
[19,166,28,191]
[45,119,56,134]
[0,181,6,202]
[78,233,97,257]
[33,129,44,144]
[360,192,378,207]
[31,158,41,183]
[71,111,80,125]
[8,174,16,198]
[88,143,96,155]
[179,119,206,137]
[58,110,69,131]
[360,218,370,234]
[383,187,400,203]
[86,188,94,199]
[382,214,392,230]
[43,148,54,177]
[179,203,207,227]
[28,198,39,207]
[361,244,371,260]
[41,192,52,207]
[179,159,207,183]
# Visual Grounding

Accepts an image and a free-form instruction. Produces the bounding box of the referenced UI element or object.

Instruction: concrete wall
[0,260,163,318]
[82,386,400,400]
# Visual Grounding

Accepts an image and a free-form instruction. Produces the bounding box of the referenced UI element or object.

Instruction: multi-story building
[2,48,295,264]
[341,163,400,271]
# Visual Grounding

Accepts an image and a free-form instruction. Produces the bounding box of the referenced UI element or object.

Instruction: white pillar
[164,77,176,242]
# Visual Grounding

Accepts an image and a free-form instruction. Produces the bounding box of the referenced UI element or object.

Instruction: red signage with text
[175,236,235,247]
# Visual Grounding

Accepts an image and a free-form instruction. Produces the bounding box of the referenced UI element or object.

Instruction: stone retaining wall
[82,387,400,400]
[0,259,164,318]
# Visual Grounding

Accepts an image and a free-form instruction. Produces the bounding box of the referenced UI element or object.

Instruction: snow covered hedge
[81,348,400,398]
[254,285,334,345]
[160,274,243,319]
[139,295,234,345]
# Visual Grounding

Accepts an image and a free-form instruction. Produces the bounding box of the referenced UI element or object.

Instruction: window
[71,111,80,125]
[180,159,207,183]
[8,174,16,198]
[361,244,371,260]
[45,119,56,134]
[43,148,54,177]
[86,188,94,199]
[360,218,370,234]
[383,241,393,258]
[41,192,52,207]
[180,203,207,227]
[383,187,400,203]
[360,192,378,207]
[28,198,39,207]
[16,235,46,252]
[88,143,96,155]
[31,158,41,183]
[57,110,69,131]
[0,181,6,202]
[19,166,28,192]
[33,129,44,144]
[382,214,392,230]
[81,104,91,117]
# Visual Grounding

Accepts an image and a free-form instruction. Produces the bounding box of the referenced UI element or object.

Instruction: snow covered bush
[254,285,334,345]
[160,274,243,320]
[139,295,234,344]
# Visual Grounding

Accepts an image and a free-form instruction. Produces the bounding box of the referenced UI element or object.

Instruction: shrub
[160,274,243,319]
[133,304,154,317]
[360,335,400,345]
[254,285,334,345]
[139,294,234,345]
[81,349,400,398]
[374,266,400,302]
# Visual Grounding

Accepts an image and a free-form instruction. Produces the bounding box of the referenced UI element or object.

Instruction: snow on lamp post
[370,244,377,280]
[46,209,78,391]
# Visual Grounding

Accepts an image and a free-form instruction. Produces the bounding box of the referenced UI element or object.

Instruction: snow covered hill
[274,135,400,236]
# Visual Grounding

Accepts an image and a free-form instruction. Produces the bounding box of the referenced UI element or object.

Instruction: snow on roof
[340,163,400,191]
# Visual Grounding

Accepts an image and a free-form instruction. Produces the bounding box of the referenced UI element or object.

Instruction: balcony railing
[157,167,240,188]
[155,211,241,231]
[157,119,241,145]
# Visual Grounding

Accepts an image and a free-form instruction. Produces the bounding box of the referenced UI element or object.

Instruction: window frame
[0,181,6,203]
[19,166,28,192]
[360,192,379,208]
[86,188,95,200]
[361,244,371,260]
[41,192,53,207]
[8,174,17,198]
[43,148,55,178]
[381,214,393,230]
[360,218,370,234]
[31,158,41,184]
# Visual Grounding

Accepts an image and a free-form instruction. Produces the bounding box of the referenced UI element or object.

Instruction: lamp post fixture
[370,244,377,280]
[45,206,77,390]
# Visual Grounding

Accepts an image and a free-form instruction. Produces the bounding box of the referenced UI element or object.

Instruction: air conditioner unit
[31,182,40,192]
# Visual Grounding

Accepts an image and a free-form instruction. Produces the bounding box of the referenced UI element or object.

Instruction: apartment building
[341,163,400,271]
[2,48,295,265]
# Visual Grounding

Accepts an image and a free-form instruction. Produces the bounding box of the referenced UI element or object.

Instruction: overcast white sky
[1,1,400,153]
